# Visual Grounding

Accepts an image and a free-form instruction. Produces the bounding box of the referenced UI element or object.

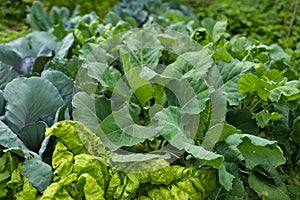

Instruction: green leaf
[79,43,107,63]
[72,92,101,132]
[23,157,52,192]
[201,17,227,42]
[255,110,272,128]
[153,107,234,190]
[269,85,299,102]
[55,33,74,59]
[0,62,18,90]
[225,134,286,169]
[96,107,156,151]
[0,121,26,149]
[41,70,74,110]
[121,30,163,70]
[14,177,38,200]
[77,173,105,200]
[238,74,274,101]
[216,60,254,106]
[3,77,64,133]
[45,120,90,155]
[18,121,46,153]
[248,172,290,200]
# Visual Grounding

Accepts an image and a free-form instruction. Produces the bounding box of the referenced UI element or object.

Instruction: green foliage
[0,0,300,199]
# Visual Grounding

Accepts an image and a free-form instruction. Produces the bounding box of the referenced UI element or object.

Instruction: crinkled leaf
[3,77,64,133]
[225,134,286,169]
[45,120,90,155]
[77,173,105,200]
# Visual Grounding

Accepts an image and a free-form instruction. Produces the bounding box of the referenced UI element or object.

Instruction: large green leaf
[121,30,163,70]
[41,70,74,109]
[72,92,101,132]
[225,134,286,169]
[0,62,18,90]
[3,77,64,133]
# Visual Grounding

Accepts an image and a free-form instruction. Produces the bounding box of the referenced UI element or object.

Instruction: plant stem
[286,0,299,47]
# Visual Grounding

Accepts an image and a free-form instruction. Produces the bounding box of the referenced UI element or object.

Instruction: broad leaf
[154,107,234,190]
[269,84,299,102]
[41,70,74,109]
[3,77,64,133]
[216,60,254,106]
[23,158,52,192]
[121,30,163,70]
[225,134,286,169]
[72,92,101,132]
